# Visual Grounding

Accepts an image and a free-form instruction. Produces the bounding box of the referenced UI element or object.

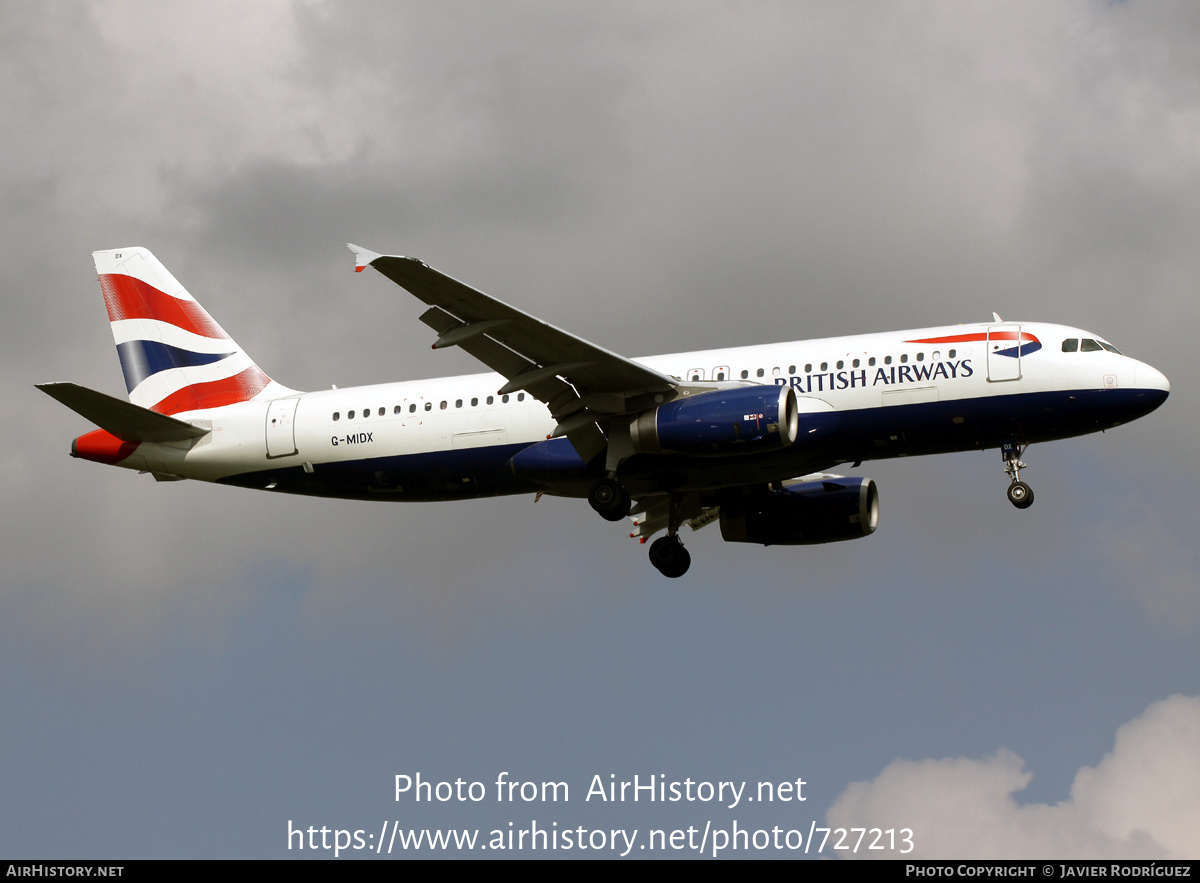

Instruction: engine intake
[630,385,799,456]
[719,477,879,545]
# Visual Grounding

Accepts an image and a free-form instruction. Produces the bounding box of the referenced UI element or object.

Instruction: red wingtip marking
[355,265,365,272]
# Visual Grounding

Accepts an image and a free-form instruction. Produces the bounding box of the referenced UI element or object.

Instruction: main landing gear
[1001,440,1034,510]
[589,479,692,578]
[588,478,631,522]
[649,534,691,579]
[648,492,695,578]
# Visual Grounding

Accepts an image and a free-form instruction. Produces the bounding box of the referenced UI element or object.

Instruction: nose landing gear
[1007,480,1033,508]
[1002,441,1034,509]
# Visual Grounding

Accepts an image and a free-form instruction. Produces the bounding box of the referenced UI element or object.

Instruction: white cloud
[826,695,1200,859]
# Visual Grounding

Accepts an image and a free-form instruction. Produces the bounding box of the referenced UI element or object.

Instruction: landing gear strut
[1001,441,1034,509]
[588,478,631,522]
[649,535,691,578]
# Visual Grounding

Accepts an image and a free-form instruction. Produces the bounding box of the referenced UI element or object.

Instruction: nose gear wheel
[1001,441,1034,509]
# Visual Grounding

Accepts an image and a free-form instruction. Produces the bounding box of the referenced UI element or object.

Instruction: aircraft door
[265,397,300,458]
[986,324,1022,382]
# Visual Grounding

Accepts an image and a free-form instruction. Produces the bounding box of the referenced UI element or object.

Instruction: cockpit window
[1081,338,1103,352]
[1099,341,1122,354]
[1062,338,1079,353]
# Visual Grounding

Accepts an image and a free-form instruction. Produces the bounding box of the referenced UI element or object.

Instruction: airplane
[39,245,1171,578]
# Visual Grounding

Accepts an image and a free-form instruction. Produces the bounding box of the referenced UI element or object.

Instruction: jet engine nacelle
[630,385,799,456]
[718,476,879,545]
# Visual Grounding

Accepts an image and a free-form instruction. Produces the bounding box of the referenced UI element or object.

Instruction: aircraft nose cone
[1131,362,1170,417]
[1136,362,1171,395]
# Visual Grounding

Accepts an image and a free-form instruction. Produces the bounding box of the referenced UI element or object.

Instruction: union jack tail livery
[93,247,292,415]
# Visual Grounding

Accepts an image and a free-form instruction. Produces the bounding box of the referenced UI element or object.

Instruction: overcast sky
[3,0,1198,859]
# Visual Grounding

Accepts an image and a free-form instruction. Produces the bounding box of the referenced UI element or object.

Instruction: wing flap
[630,495,720,542]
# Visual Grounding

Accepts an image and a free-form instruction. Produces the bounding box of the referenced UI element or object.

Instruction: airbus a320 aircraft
[40,246,1170,577]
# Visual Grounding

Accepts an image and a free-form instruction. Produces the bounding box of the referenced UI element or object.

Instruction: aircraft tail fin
[93,247,292,414]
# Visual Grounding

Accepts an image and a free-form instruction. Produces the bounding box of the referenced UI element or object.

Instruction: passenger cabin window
[836,360,844,370]
[440,401,447,409]
[916,352,924,361]
[394,406,401,414]
[409,404,417,413]
[900,354,908,363]
[820,362,828,371]
[756,368,764,378]
[852,359,860,368]
[518,393,525,401]
[333,412,340,421]
[869,357,876,366]
[740,370,749,379]
[884,356,892,365]
[804,364,812,373]
[788,365,796,374]
[487,395,494,405]
[471,397,478,406]
[1062,339,1079,352]
[424,402,432,411]
[348,410,356,419]
[502,394,510,403]
[455,399,462,408]
[948,349,957,358]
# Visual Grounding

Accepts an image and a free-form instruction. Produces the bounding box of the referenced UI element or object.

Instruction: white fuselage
[109,320,1168,497]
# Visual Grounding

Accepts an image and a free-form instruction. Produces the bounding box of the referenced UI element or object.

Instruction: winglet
[347,243,383,273]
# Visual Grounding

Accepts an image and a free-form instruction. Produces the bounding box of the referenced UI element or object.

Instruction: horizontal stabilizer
[36,382,210,443]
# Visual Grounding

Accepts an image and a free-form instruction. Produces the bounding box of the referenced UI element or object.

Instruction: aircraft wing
[348,245,679,462]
